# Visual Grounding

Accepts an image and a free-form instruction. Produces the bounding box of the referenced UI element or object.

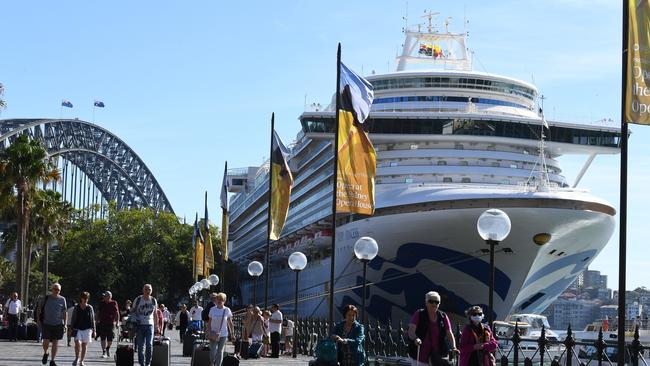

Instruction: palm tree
[0,135,60,300]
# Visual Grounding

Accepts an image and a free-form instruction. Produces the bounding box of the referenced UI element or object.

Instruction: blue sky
[1,1,647,290]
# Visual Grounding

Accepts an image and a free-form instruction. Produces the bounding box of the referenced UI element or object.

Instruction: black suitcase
[183,332,200,356]
[240,340,250,359]
[248,342,263,359]
[191,342,211,366]
[26,323,40,341]
[15,323,26,339]
[152,337,170,366]
[115,344,134,366]
[222,354,240,366]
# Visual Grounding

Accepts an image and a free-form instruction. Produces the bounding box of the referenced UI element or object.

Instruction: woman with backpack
[459,306,498,366]
[71,292,96,366]
[408,291,458,366]
[331,304,365,366]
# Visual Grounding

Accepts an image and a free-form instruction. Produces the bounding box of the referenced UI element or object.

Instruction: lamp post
[476,208,511,327]
[354,237,378,328]
[248,261,264,307]
[194,281,205,306]
[288,251,308,358]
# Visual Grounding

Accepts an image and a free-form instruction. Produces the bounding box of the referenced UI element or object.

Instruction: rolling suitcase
[240,340,250,359]
[115,343,134,366]
[151,336,171,366]
[26,322,40,341]
[191,341,211,366]
[183,331,200,356]
[16,323,26,339]
[248,342,263,359]
[222,354,240,366]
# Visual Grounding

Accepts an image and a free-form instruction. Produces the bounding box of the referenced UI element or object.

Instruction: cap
[102,291,112,298]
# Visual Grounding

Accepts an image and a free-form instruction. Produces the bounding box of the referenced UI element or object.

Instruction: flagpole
[221,161,228,293]
[264,112,275,310]
[328,43,342,325]
[204,191,209,278]
[221,206,226,292]
[617,1,629,365]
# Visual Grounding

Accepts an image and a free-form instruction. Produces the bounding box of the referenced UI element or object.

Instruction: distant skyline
[1,1,648,289]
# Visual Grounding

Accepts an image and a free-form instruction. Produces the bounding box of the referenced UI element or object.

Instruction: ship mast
[526,95,551,191]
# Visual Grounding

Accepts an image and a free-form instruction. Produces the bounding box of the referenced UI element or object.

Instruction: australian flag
[61,99,73,108]
[94,100,105,108]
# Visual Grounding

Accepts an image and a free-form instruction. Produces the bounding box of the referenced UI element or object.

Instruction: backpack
[315,339,338,363]
[408,309,449,359]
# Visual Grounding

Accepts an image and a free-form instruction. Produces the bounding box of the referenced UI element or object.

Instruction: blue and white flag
[94,100,105,108]
[339,62,374,124]
[61,99,73,108]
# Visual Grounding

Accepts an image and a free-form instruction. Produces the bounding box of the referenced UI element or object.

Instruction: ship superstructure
[225,16,620,323]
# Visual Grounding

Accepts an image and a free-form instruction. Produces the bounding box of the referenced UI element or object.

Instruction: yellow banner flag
[195,239,204,279]
[626,0,650,124]
[336,62,376,215]
[269,130,293,240]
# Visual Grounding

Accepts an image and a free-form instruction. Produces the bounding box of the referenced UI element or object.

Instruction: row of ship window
[370,77,536,100]
[373,96,528,109]
[379,159,560,174]
[301,118,620,147]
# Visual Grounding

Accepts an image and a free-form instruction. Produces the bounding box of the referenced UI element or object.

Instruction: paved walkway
[0,327,314,365]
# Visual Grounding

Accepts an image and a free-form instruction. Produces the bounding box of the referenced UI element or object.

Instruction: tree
[0,135,60,300]
[50,205,196,306]
[30,189,73,296]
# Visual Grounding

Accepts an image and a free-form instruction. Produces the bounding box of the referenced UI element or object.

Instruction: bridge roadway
[0,328,313,365]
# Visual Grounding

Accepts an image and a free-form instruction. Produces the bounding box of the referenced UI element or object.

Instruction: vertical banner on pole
[626,0,650,125]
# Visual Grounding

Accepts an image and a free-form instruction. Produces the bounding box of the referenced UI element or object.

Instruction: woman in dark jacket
[331,304,366,366]
[459,305,498,366]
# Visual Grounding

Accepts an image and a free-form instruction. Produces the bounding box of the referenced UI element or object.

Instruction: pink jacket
[459,323,498,366]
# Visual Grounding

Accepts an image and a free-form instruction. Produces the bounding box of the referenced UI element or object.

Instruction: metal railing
[230,314,649,366]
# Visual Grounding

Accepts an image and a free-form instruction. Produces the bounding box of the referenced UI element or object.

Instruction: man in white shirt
[132,284,158,366]
[4,292,21,341]
[189,301,203,332]
[268,304,283,358]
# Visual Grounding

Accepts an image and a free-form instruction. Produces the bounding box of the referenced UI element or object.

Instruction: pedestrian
[38,283,68,366]
[207,292,234,366]
[71,292,96,366]
[407,291,458,366]
[154,304,163,336]
[189,301,203,332]
[123,299,132,318]
[262,310,271,356]
[176,304,189,342]
[331,304,365,366]
[3,292,22,341]
[249,306,266,344]
[66,301,76,347]
[132,283,158,366]
[269,304,283,358]
[161,304,170,336]
[283,318,294,355]
[97,290,120,359]
[459,305,498,366]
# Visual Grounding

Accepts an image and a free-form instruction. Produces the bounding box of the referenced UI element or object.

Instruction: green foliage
[51,205,196,306]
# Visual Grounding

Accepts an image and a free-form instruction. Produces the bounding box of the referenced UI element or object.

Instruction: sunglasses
[427,300,440,305]
[471,313,484,316]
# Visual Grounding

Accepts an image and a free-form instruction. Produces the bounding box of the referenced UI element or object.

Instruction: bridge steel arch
[0,118,174,213]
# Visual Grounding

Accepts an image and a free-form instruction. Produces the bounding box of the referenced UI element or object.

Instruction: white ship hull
[240,185,615,324]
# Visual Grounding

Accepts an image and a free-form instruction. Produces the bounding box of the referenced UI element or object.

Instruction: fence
[231,314,649,366]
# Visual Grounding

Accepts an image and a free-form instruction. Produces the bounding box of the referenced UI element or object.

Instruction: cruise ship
[225,19,620,324]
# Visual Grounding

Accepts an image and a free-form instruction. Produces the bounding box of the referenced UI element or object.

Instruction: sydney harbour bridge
[0,118,174,218]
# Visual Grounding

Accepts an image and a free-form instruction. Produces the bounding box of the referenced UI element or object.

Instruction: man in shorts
[38,283,67,366]
[96,291,120,358]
